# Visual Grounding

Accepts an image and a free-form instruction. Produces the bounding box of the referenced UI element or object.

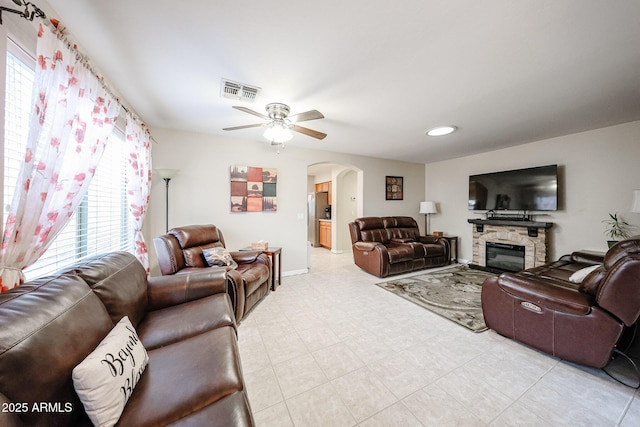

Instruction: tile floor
[238,248,640,426]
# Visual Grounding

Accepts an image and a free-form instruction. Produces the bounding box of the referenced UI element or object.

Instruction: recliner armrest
[418,235,439,244]
[354,241,384,251]
[496,273,594,315]
[569,250,606,265]
[147,268,228,311]
[230,250,270,266]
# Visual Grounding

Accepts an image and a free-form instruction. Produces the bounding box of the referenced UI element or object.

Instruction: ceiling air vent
[221,79,260,103]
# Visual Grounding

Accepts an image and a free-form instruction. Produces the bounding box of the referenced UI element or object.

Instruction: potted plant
[603,212,634,248]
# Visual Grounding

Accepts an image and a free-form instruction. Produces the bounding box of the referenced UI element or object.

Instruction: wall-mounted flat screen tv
[468,164,558,211]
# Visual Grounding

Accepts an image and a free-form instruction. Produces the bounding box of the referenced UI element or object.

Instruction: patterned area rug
[376,265,496,332]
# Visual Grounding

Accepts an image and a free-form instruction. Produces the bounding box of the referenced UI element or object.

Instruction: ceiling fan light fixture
[426,125,457,137]
[263,122,293,143]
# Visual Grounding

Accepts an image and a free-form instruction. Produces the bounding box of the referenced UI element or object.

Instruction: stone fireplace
[468,219,552,270]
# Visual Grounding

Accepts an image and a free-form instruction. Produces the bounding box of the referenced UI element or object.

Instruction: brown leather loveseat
[348,216,450,277]
[0,251,254,426]
[481,236,640,368]
[154,224,271,321]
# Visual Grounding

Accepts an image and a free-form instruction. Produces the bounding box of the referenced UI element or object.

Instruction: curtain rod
[0,0,155,141]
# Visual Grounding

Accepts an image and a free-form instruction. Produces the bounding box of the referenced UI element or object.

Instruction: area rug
[376,265,496,332]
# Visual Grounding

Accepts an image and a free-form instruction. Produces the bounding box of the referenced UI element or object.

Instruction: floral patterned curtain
[125,113,152,274]
[0,24,120,292]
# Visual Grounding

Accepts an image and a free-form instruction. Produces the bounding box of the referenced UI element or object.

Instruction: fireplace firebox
[486,242,525,272]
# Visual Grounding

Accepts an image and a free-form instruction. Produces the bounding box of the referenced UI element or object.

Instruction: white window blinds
[3,37,134,280]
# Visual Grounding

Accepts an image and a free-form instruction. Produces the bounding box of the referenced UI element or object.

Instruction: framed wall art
[230,165,278,212]
[385,176,403,200]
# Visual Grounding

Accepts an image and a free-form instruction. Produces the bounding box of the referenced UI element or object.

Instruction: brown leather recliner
[348,216,450,277]
[154,224,271,321]
[481,236,640,368]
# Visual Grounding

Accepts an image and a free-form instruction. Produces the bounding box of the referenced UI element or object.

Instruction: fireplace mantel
[467,219,553,228]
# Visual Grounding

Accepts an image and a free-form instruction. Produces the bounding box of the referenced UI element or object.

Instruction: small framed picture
[386,176,403,200]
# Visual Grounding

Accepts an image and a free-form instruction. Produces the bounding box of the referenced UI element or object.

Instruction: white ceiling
[44,0,640,163]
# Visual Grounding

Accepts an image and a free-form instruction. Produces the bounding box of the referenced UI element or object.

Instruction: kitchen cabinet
[319,220,332,249]
[315,181,332,204]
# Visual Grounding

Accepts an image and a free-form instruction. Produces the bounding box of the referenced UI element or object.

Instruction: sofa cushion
[167,392,254,427]
[422,242,446,258]
[383,216,420,241]
[0,274,114,426]
[355,217,390,244]
[71,251,148,327]
[386,243,415,263]
[73,316,149,427]
[137,293,236,351]
[117,326,245,426]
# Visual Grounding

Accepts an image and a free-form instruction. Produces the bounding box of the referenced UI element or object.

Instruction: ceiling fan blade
[223,123,265,131]
[232,106,268,120]
[288,109,324,123]
[291,124,327,140]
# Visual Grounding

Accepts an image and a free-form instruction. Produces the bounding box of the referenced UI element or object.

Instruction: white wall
[426,121,640,262]
[146,128,425,276]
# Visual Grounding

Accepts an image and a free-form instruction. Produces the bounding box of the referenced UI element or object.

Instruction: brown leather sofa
[154,224,271,321]
[481,236,640,368]
[0,251,254,427]
[348,216,450,277]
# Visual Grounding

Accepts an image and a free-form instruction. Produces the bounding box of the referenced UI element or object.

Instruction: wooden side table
[239,246,281,291]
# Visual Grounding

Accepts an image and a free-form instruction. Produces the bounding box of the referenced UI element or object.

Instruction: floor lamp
[154,169,179,232]
[419,201,438,235]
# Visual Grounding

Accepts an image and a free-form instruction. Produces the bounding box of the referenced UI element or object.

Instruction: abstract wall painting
[230,165,278,212]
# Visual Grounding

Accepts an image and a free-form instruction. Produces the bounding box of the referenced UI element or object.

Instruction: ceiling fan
[223,103,326,143]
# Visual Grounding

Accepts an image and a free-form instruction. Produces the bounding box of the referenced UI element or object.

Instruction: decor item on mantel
[230,165,277,212]
[419,201,438,234]
[603,212,634,248]
[385,176,403,200]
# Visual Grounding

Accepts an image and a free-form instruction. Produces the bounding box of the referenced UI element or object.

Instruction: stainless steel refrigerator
[308,192,329,247]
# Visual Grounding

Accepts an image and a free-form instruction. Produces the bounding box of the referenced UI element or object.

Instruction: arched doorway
[307,163,363,264]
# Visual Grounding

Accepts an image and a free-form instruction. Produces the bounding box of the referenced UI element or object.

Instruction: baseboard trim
[282,269,309,277]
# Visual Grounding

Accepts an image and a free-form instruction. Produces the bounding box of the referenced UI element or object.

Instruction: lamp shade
[419,201,437,214]
[632,189,640,213]
[154,168,179,180]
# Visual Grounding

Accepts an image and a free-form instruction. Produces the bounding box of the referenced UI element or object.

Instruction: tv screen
[468,165,558,211]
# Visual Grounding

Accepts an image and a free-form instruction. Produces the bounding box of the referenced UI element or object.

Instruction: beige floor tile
[489,402,552,426]
[358,402,423,427]
[311,342,365,380]
[244,366,284,412]
[253,402,294,427]
[297,325,342,352]
[330,367,397,422]
[402,385,484,426]
[435,368,514,423]
[367,352,436,399]
[273,353,329,399]
[286,383,356,427]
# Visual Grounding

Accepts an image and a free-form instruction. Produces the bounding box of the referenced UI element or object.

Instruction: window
[3,37,134,280]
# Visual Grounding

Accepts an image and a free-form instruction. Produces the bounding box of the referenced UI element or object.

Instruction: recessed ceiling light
[425,126,457,137]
